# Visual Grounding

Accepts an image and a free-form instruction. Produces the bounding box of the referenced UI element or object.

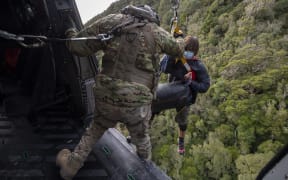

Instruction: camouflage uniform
[58,13,183,177]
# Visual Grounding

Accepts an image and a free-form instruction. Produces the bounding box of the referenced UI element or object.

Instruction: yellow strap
[176,57,191,72]
[171,18,190,72]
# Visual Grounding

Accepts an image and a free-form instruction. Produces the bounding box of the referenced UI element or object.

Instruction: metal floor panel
[0,99,108,180]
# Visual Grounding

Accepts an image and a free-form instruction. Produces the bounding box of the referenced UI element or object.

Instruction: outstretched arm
[66,14,123,56]
[153,25,184,57]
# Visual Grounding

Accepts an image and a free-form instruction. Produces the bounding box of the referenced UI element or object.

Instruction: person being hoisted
[151,1,211,155]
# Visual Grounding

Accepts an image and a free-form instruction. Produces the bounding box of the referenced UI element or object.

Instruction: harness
[98,6,161,97]
[102,16,158,93]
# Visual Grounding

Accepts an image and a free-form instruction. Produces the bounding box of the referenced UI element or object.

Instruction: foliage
[191,133,235,180]
[235,152,274,180]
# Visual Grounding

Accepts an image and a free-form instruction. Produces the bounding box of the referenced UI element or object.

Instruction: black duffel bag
[152,80,192,114]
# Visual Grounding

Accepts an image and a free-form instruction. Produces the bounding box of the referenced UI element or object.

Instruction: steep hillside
[88,0,288,179]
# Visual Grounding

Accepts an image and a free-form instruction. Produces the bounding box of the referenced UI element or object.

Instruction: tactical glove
[173,28,183,38]
[65,28,78,38]
[62,14,78,38]
[170,18,183,38]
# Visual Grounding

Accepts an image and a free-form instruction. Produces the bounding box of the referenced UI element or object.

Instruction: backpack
[159,55,175,74]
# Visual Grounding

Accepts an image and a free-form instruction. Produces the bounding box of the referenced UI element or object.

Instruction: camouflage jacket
[66,13,184,106]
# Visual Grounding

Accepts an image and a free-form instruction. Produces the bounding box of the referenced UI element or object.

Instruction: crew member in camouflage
[56,5,184,180]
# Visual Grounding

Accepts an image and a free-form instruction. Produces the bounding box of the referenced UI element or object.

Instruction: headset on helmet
[120,4,160,25]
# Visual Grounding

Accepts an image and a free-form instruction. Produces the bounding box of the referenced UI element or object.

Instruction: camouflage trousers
[71,75,153,163]
[175,106,190,131]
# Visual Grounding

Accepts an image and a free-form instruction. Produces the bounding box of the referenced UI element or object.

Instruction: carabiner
[171,0,180,10]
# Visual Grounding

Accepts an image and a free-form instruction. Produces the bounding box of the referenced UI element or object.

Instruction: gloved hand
[65,28,78,38]
[184,72,193,80]
[170,17,183,38]
[62,13,78,38]
[173,27,183,38]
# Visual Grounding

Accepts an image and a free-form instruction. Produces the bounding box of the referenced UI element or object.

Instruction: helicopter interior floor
[0,74,108,180]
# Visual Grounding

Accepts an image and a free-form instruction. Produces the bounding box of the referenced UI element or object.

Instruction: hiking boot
[56,149,83,180]
[178,138,185,155]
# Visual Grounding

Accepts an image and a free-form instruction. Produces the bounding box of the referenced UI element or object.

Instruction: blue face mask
[183,51,194,59]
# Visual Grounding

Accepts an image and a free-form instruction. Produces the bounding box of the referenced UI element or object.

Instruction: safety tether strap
[0,29,113,48]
